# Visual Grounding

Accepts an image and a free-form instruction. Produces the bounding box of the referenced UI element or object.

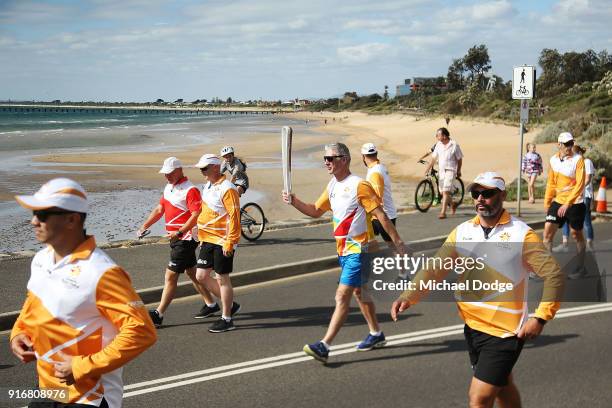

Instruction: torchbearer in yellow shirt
[283,142,406,363]
[391,172,563,408]
[11,178,156,408]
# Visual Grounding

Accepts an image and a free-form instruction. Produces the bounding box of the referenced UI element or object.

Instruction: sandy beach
[1,111,560,252]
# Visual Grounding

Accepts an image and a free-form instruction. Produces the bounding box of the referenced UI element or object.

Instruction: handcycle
[414,159,464,213]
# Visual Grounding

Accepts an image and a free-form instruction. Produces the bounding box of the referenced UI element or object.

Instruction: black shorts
[197,242,234,274]
[372,218,396,242]
[464,325,525,387]
[168,239,198,273]
[546,201,586,230]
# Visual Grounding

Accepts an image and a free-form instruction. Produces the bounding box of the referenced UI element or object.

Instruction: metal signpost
[512,66,536,216]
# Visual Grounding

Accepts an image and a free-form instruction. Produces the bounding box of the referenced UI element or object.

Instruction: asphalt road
[1,222,610,407]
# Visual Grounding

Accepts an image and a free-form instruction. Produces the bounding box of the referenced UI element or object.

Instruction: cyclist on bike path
[424,127,463,219]
[282,142,406,363]
[220,146,249,196]
[361,143,398,249]
[194,154,242,333]
[138,157,216,327]
[392,172,564,408]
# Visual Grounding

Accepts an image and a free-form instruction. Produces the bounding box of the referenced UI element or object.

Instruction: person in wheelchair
[220,146,249,196]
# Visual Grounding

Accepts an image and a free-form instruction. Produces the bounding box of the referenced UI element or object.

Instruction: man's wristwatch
[534,317,547,325]
[176,230,184,237]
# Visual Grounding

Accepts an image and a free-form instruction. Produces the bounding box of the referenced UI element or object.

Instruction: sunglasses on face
[470,189,499,200]
[200,166,209,172]
[323,155,345,162]
[562,140,574,147]
[33,209,73,222]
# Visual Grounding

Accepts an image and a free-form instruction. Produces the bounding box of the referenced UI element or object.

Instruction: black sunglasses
[33,209,73,222]
[562,140,574,147]
[200,166,209,172]
[470,189,500,200]
[323,155,345,162]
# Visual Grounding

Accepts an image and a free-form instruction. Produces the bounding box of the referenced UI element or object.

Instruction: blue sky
[0,0,610,102]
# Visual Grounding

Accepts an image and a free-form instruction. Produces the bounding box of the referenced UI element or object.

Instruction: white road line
[123,303,612,398]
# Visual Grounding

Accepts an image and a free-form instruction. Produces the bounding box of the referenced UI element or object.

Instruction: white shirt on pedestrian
[584,158,595,198]
[432,140,463,172]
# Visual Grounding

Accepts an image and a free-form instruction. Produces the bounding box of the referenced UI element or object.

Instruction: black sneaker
[194,303,221,319]
[208,318,235,333]
[231,302,241,317]
[149,310,163,328]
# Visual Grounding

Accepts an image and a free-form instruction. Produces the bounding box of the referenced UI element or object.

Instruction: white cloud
[0,0,610,101]
[441,0,516,23]
[337,43,391,64]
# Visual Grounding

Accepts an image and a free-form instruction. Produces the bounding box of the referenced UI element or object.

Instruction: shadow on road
[159,306,422,331]
[323,333,580,369]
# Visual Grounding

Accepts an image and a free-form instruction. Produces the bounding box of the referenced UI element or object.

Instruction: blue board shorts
[338,253,366,287]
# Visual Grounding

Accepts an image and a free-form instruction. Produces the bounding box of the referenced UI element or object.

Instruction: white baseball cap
[558,132,574,144]
[195,154,222,168]
[360,143,378,155]
[15,178,88,213]
[159,157,182,174]
[468,172,506,192]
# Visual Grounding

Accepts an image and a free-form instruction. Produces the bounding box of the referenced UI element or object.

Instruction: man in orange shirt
[195,154,242,333]
[543,132,586,278]
[11,178,156,407]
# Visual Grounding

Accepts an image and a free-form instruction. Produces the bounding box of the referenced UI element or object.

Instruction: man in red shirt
[138,157,215,327]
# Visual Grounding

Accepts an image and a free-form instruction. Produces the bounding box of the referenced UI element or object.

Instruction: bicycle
[240,202,267,241]
[414,159,464,213]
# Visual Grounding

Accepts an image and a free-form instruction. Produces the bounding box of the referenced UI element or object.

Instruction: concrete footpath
[0,205,550,329]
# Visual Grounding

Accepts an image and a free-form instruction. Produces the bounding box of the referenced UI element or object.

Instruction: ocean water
[0,109,238,133]
[0,110,320,253]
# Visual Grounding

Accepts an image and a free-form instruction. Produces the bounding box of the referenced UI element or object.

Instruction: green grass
[504,178,547,201]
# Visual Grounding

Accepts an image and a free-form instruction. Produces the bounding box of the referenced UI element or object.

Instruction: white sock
[320,341,330,350]
[156,310,163,317]
[206,302,217,308]
[222,315,231,322]
[370,331,382,336]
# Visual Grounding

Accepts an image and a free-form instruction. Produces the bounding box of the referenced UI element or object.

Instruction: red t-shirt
[159,177,202,240]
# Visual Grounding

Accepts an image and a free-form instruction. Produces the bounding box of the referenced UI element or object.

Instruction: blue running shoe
[303,341,329,363]
[357,332,386,351]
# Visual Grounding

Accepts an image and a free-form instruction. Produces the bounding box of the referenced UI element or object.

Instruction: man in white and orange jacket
[194,154,242,333]
[543,132,587,278]
[11,178,156,407]
[392,172,563,408]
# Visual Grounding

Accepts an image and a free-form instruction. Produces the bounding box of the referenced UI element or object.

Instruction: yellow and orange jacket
[11,237,157,407]
[197,176,241,252]
[400,211,564,338]
[544,153,585,208]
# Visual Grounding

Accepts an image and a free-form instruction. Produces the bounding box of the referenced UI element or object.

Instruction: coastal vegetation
[307,45,612,182]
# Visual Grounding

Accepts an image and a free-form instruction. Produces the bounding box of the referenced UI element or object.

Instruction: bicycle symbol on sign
[515,85,529,96]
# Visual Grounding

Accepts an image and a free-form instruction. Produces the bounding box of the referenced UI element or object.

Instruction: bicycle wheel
[451,178,465,207]
[240,202,266,241]
[415,179,435,213]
